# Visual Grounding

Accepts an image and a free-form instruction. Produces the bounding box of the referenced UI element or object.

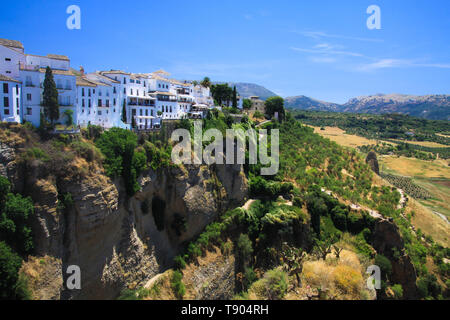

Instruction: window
[130,89,133,95]
[98,111,102,116]
[82,99,85,107]
[113,87,117,94]
[4,109,9,115]
[3,83,8,94]
[16,85,19,94]
[4,97,9,107]
[123,78,126,84]
[82,88,85,96]
[88,89,91,97]
[65,80,71,90]
[124,88,126,94]
[5,58,11,62]
[113,98,116,106]
[98,99,102,107]
[140,109,143,116]
[88,99,91,108]
[27,93,32,101]
[137,90,139,96]
[106,99,110,107]
[26,108,32,115]
[99,90,102,96]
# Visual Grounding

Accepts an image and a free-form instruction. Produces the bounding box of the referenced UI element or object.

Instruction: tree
[243,98,252,110]
[237,234,253,269]
[95,128,147,196]
[0,241,22,299]
[200,77,211,88]
[232,86,238,109]
[0,193,35,255]
[42,66,59,125]
[64,109,74,127]
[211,83,233,106]
[0,176,10,206]
[121,100,127,123]
[265,96,285,121]
[280,243,306,286]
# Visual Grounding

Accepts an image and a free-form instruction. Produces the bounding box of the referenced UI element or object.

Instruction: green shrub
[391,284,403,299]
[375,254,392,280]
[0,242,23,299]
[171,270,186,299]
[174,255,186,270]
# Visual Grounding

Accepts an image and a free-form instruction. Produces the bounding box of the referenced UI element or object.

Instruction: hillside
[224,82,278,100]
[285,95,341,112]
[286,93,450,120]
[0,113,448,301]
[341,94,450,121]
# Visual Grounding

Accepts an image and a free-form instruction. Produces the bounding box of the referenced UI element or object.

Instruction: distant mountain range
[221,82,278,101]
[220,82,449,121]
[286,93,450,121]
[284,96,341,112]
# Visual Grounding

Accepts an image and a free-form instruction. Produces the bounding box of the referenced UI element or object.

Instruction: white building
[0,38,214,130]
[0,39,25,123]
[0,75,22,123]
[20,54,76,127]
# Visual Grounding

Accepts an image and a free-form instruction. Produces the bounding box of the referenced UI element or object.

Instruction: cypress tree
[122,100,127,123]
[232,86,238,109]
[42,67,59,125]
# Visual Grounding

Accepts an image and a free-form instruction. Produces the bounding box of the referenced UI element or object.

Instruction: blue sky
[1,0,449,103]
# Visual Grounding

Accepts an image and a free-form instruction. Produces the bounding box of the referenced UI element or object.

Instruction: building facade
[0,38,219,130]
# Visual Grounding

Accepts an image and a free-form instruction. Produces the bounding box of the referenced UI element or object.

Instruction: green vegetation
[0,177,33,300]
[171,270,186,300]
[380,173,431,200]
[42,67,59,125]
[265,96,285,121]
[293,110,450,158]
[95,128,147,195]
[359,143,438,160]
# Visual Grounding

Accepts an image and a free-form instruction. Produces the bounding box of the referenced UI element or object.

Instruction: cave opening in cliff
[152,196,166,231]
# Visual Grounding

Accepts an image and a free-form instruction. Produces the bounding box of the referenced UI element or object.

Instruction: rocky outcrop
[372,219,418,299]
[0,136,248,300]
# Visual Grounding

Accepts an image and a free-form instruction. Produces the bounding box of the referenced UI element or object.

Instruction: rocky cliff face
[372,218,418,299]
[0,139,247,300]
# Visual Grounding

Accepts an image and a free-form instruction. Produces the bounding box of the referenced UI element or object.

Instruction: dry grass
[379,156,450,178]
[299,249,371,300]
[20,256,63,300]
[390,139,448,148]
[407,198,450,247]
[310,126,380,149]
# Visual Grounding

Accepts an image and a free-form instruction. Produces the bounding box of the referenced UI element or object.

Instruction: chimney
[79,66,85,75]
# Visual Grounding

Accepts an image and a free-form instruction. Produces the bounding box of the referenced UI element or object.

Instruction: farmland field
[310,126,381,148]
[312,125,450,245]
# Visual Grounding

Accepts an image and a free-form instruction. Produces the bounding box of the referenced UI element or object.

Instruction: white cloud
[358,59,450,71]
[296,31,383,43]
[291,46,365,58]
